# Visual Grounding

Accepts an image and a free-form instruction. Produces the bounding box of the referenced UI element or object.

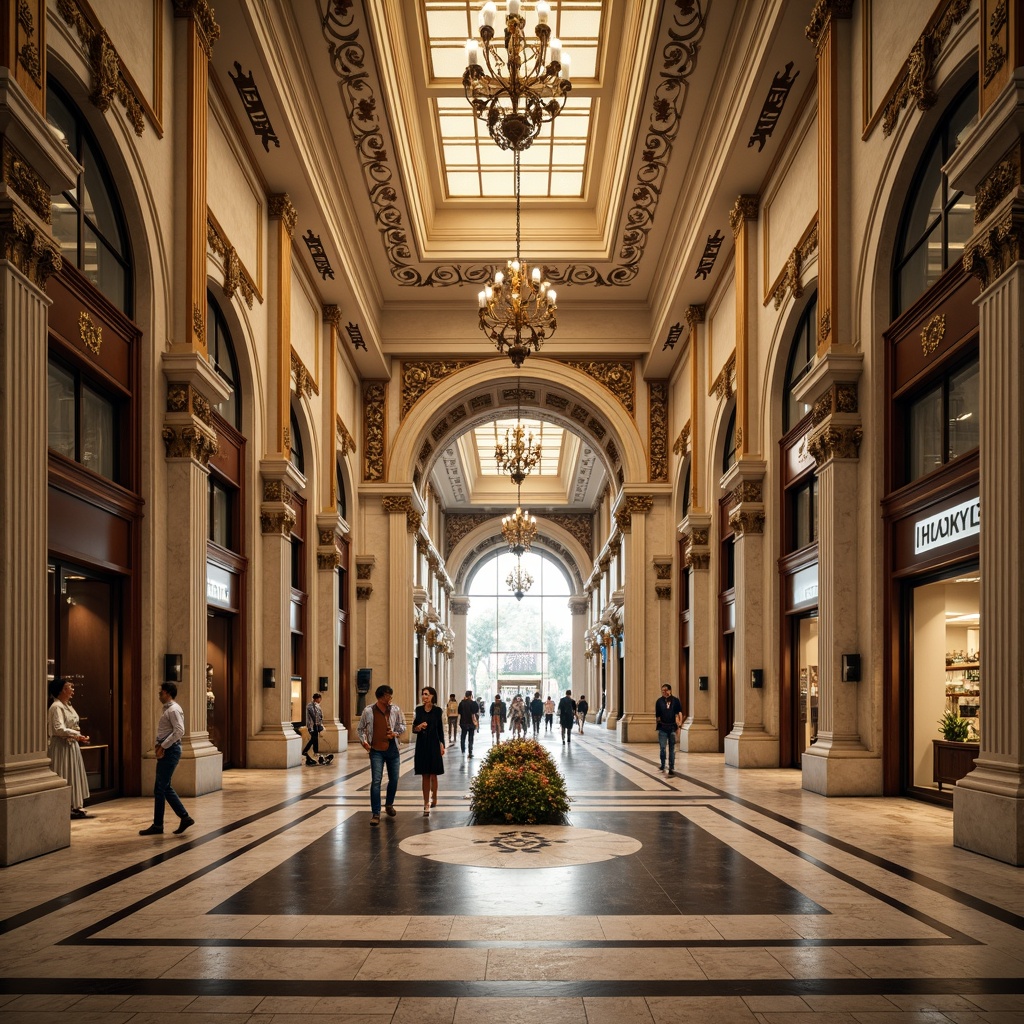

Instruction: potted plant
[938,709,970,742]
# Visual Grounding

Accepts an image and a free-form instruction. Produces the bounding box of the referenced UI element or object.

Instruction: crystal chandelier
[506,556,534,601]
[494,387,542,484]
[477,151,557,367]
[501,499,537,555]
[463,1,572,154]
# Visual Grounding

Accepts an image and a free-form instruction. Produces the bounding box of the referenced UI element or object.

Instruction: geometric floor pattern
[1,726,1023,1022]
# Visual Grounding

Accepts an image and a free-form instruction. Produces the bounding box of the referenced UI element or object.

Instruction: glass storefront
[795,614,819,762]
[910,573,980,795]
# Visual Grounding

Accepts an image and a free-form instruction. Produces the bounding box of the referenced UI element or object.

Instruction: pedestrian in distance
[47,678,91,820]
[543,694,555,732]
[576,694,589,734]
[489,694,506,744]
[557,689,577,745]
[357,684,406,826]
[530,692,544,737]
[445,693,459,746]
[139,682,194,836]
[656,683,684,776]
[413,686,446,815]
[458,689,479,757]
[302,692,324,766]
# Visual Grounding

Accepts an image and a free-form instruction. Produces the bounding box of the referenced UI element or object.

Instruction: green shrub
[938,709,970,742]
[470,739,571,825]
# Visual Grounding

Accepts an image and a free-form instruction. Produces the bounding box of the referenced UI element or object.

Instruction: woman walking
[413,686,445,815]
[47,678,91,819]
[489,694,506,745]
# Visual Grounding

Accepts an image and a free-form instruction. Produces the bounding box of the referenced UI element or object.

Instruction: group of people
[48,672,688,832]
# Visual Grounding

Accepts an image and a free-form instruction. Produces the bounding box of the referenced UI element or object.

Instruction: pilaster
[248,458,304,767]
[383,492,424,720]
[154,355,230,798]
[729,196,759,455]
[680,514,718,751]
[268,194,296,457]
[451,596,470,694]
[0,69,80,865]
[569,596,589,696]
[315,512,349,747]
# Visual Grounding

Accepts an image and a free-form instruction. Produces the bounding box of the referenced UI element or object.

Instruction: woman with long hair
[47,678,91,819]
[412,686,446,815]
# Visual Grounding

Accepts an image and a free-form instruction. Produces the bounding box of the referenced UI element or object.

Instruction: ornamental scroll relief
[402,361,473,419]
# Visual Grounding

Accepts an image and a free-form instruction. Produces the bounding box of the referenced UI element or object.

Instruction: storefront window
[796,615,819,759]
[209,479,232,549]
[48,357,118,482]
[783,292,817,432]
[722,406,736,474]
[207,294,240,429]
[907,356,979,482]
[910,574,980,795]
[792,476,818,549]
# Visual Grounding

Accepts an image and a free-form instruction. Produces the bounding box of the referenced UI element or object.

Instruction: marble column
[680,513,719,751]
[383,494,422,723]
[0,70,76,865]
[315,513,349,750]
[155,357,230,796]
[451,597,470,693]
[569,596,588,694]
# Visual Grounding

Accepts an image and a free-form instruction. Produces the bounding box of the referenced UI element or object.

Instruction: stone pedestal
[680,514,719,752]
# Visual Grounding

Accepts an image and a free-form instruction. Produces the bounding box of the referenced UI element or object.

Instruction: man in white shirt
[139,682,194,836]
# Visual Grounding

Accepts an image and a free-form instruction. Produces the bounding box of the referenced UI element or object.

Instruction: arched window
[722,405,737,475]
[783,291,818,432]
[893,79,977,317]
[336,460,348,520]
[289,407,304,474]
[46,80,132,315]
[681,461,691,517]
[207,292,240,430]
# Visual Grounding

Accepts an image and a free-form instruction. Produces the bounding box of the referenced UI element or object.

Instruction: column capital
[173,0,221,59]
[728,194,759,236]
[805,0,853,52]
[451,596,471,616]
[268,193,297,236]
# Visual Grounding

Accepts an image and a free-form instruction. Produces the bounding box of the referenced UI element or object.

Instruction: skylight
[474,418,565,476]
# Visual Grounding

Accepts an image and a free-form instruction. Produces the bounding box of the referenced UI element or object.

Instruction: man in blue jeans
[655,683,683,777]
[357,684,406,826]
[139,682,194,836]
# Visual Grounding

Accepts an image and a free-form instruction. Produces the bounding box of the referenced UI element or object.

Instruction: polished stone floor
[1,726,1023,1023]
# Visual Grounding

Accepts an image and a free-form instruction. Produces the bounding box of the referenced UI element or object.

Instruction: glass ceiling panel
[425,1,600,199]
[474,418,564,476]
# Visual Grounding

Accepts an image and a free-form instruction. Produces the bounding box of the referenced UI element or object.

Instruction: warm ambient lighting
[501,503,538,555]
[494,388,542,484]
[506,556,534,601]
[477,151,557,366]
[463,0,571,154]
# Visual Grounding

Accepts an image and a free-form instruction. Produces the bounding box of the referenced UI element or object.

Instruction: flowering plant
[470,739,571,824]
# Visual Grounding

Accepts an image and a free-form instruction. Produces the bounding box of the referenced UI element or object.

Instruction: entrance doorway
[47,562,121,799]
[793,614,819,764]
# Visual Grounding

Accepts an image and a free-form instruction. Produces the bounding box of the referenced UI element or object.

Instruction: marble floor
[1,727,1023,1023]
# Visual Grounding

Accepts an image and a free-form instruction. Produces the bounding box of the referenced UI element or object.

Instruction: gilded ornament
[173,0,221,59]
[207,217,258,308]
[728,195,759,236]
[317,551,342,571]
[291,352,318,398]
[162,424,218,466]
[324,305,343,330]
[805,0,853,49]
[363,382,386,481]
[564,361,635,416]
[984,0,1008,85]
[817,307,832,344]
[0,207,62,286]
[445,513,494,553]
[963,207,1024,287]
[710,353,735,401]
[337,417,356,456]
[732,481,762,504]
[920,314,946,357]
[729,508,766,534]
[355,562,373,581]
[545,514,593,554]
[167,385,188,413]
[356,585,373,601]
[686,550,711,570]
[192,303,205,345]
[260,507,296,536]
[318,528,335,546]
[2,144,51,222]
[268,194,297,235]
[974,152,1019,224]
[684,304,706,329]
[402,361,472,419]
[673,420,691,456]
[836,383,858,414]
[654,561,673,581]
[691,528,710,547]
[655,585,672,600]
[418,439,433,464]
[649,381,669,482]
[78,311,102,354]
[606,438,619,464]
[381,496,413,514]
[807,425,863,465]
[263,480,292,504]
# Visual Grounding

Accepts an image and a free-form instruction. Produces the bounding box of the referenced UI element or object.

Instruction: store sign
[206,562,236,610]
[914,497,980,554]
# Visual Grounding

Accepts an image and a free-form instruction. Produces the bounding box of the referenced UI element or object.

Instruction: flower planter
[932,738,979,792]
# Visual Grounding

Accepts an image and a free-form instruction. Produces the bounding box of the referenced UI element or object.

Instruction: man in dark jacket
[655,683,683,776]
[458,690,479,757]
[557,690,577,745]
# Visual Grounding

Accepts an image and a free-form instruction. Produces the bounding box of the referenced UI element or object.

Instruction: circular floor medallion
[399,825,641,868]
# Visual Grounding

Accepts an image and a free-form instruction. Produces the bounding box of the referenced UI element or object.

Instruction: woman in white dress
[47,678,91,819]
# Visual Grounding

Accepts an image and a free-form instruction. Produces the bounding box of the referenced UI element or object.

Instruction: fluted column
[451,597,470,693]
[316,513,349,748]
[569,596,588,696]
[384,494,422,722]
[680,514,717,751]
[945,66,1024,864]
[0,69,76,864]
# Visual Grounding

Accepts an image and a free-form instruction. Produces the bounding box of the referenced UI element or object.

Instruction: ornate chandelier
[477,151,557,367]
[501,501,538,555]
[506,556,534,601]
[494,388,541,484]
[463,0,572,154]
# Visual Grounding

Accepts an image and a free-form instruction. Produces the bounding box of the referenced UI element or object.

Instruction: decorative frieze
[207,215,259,308]
[336,416,356,457]
[649,381,669,482]
[167,383,214,427]
[263,479,293,504]
[317,550,341,571]
[731,480,762,505]
[362,382,386,480]
[545,514,593,555]
[291,351,319,398]
[260,505,296,536]
[974,146,1019,223]
[445,513,493,553]
[402,361,473,419]
[810,381,858,426]
[673,420,691,457]
[963,205,1024,288]
[983,0,1009,85]
[807,424,863,465]
[1,139,50,222]
[729,507,766,535]
[0,207,61,286]
[614,494,655,534]
[565,361,635,416]
[162,424,218,466]
[771,221,818,309]
[710,352,736,401]
[382,495,421,533]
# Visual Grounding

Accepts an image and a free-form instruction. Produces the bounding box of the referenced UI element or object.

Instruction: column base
[0,774,71,866]
[953,761,1024,866]
[724,725,779,767]
[801,742,882,795]
[141,740,223,798]
[247,726,303,768]
[617,713,659,743]
[680,719,719,752]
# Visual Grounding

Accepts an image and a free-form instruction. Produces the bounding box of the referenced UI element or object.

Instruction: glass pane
[901,148,943,257]
[796,615,819,762]
[48,361,76,460]
[81,383,115,479]
[945,192,975,262]
[81,138,122,254]
[948,360,979,461]
[82,227,126,312]
[210,480,231,548]
[51,196,79,259]
[897,239,934,316]
[909,384,943,481]
[794,481,812,550]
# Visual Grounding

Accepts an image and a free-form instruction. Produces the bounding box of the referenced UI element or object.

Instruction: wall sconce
[165,654,182,683]
[841,653,861,682]
[698,675,709,691]
[318,676,329,692]
[750,668,764,689]
[263,667,277,689]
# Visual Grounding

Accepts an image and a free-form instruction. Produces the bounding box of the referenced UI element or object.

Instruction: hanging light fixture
[494,387,542,484]
[501,502,538,555]
[506,555,534,601]
[477,150,558,366]
[463,0,572,155]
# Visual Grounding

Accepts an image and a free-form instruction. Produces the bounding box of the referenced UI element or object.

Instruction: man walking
[655,683,683,776]
[302,692,324,766]
[139,682,194,836]
[557,689,577,745]
[357,684,406,826]
[530,692,544,737]
[458,689,479,757]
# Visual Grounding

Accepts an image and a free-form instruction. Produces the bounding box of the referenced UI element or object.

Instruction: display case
[944,653,980,736]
